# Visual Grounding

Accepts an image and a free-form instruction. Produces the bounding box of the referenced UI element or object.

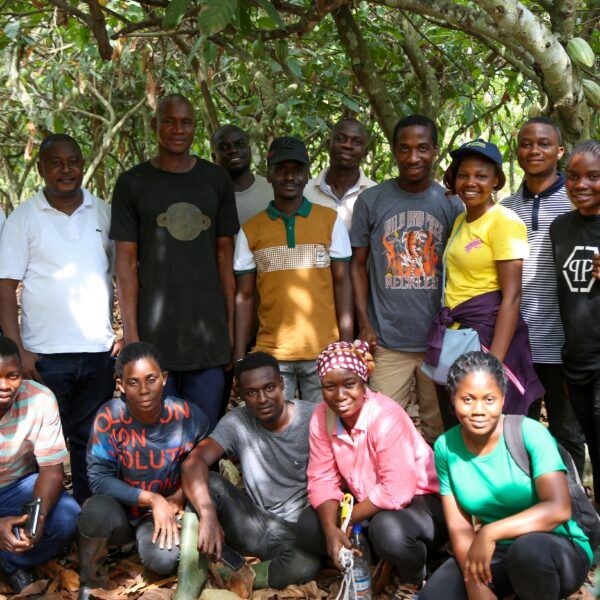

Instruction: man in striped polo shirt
[0,336,80,592]
[503,117,585,473]
[233,137,353,403]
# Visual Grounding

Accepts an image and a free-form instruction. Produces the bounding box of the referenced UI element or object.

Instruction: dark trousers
[0,474,80,574]
[527,364,586,476]
[297,494,447,585]
[77,495,179,575]
[567,371,600,502]
[420,532,590,600]
[36,350,115,504]
[435,384,458,431]
[164,366,225,431]
[208,473,321,589]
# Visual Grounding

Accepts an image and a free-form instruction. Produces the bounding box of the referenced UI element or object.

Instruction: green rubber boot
[174,512,208,600]
[251,560,271,590]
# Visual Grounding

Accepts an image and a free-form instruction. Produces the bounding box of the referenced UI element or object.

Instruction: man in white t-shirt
[304,118,376,231]
[211,125,273,226]
[0,134,117,504]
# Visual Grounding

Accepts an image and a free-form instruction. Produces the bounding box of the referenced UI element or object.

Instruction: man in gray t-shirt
[181,352,320,590]
[351,115,462,442]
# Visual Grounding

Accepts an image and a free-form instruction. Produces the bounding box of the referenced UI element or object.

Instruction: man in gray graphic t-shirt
[351,115,462,442]
[181,352,320,590]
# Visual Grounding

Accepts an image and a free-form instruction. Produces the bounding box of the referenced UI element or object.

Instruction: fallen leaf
[200,590,243,600]
[10,578,49,599]
[39,560,80,592]
[138,590,175,599]
[89,588,123,599]
[219,459,241,487]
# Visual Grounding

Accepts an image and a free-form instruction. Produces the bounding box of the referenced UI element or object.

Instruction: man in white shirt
[211,125,273,226]
[304,118,376,231]
[0,134,117,504]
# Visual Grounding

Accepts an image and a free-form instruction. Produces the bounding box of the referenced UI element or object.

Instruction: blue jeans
[163,366,224,431]
[36,351,116,504]
[279,360,322,404]
[0,474,80,574]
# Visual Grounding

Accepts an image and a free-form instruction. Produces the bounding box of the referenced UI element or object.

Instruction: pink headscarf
[316,340,371,382]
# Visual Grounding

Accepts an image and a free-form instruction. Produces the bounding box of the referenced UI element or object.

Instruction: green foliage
[197,0,238,36]
[163,0,193,29]
[0,0,597,212]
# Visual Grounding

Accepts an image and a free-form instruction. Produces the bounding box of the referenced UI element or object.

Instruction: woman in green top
[420,351,591,600]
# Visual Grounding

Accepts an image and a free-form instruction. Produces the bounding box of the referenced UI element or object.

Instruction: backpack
[503,414,600,552]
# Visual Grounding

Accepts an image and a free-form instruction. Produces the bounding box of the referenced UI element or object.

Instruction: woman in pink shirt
[297,340,446,589]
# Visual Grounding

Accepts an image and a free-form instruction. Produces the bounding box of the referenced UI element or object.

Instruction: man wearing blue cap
[233,137,353,403]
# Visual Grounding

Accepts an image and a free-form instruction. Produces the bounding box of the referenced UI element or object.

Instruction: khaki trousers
[369,346,443,442]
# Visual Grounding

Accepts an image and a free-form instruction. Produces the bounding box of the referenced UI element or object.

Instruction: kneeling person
[0,336,80,592]
[182,352,321,589]
[77,342,209,600]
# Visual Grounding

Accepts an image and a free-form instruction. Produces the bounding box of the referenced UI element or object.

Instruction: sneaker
[6,567,36,592]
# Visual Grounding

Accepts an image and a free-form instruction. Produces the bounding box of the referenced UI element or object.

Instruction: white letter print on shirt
[562,245,599,293]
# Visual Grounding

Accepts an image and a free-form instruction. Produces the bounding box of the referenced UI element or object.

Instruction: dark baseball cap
[450,138,503,167]
[267,136,309,166]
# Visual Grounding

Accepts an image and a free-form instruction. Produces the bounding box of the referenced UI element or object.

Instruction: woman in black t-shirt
[550,139,600,506]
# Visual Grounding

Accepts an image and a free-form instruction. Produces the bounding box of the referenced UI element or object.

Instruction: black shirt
[110,159,239,370]
[550,209,600,384]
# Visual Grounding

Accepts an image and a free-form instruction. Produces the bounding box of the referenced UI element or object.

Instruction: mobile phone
[22,497,42,538]
[219,543,245,571]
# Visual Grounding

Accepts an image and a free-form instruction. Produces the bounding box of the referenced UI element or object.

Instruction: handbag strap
[441,213,467,307]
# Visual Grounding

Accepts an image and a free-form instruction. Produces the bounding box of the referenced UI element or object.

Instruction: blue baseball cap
[449,138,503,167]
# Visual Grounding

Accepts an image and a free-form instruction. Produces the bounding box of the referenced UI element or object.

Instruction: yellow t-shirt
[444,203,528,309]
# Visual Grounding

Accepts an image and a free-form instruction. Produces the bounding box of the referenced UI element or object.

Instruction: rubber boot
[251,560,271,589]
[77,532,109,600]
[174,512,208,600]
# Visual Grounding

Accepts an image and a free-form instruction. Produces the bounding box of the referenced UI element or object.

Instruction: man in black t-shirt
[110,94,239,429]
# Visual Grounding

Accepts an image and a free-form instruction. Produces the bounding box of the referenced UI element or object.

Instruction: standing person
[421,352,592,600]
[550,140,600,505]
[233,136,353,403]
[181,352,321,590]
[0,133,117,504]
[503,117,585,474]
[110,94,239,430]
[298,340,445,594]
[351,115,462,442]
[77,342,209,600]
[0,336,80,593]
[304,118,376,231]
[211,125,273,226]
[425,139,544,429]
[0,207,5,235]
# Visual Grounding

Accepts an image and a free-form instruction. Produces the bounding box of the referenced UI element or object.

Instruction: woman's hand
[464,526,496,587]
[324,526,352,571]
[150,493,180,551]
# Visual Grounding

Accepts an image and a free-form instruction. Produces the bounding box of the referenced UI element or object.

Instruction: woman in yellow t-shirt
[426,139,543,429]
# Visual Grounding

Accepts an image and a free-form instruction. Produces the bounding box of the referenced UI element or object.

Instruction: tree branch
[332,5,397,142]
[398,13,440,119]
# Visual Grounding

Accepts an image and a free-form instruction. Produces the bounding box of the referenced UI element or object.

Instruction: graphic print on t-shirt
[562,245,599,293]
[382,210,443,289]
[156,202,211,241]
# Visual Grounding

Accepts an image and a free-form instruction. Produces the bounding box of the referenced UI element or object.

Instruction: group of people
[0,91,599,600]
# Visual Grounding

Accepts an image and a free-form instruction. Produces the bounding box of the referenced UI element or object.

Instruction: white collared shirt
[0,188,114,353]
[303,167,376,231]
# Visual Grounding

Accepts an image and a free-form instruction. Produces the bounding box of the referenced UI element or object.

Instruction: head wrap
[317,340,371,382]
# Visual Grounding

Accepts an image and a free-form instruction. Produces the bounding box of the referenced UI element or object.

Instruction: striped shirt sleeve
[33,391,68,466]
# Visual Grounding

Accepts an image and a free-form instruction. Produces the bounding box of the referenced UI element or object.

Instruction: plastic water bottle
[349,524,372,600]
